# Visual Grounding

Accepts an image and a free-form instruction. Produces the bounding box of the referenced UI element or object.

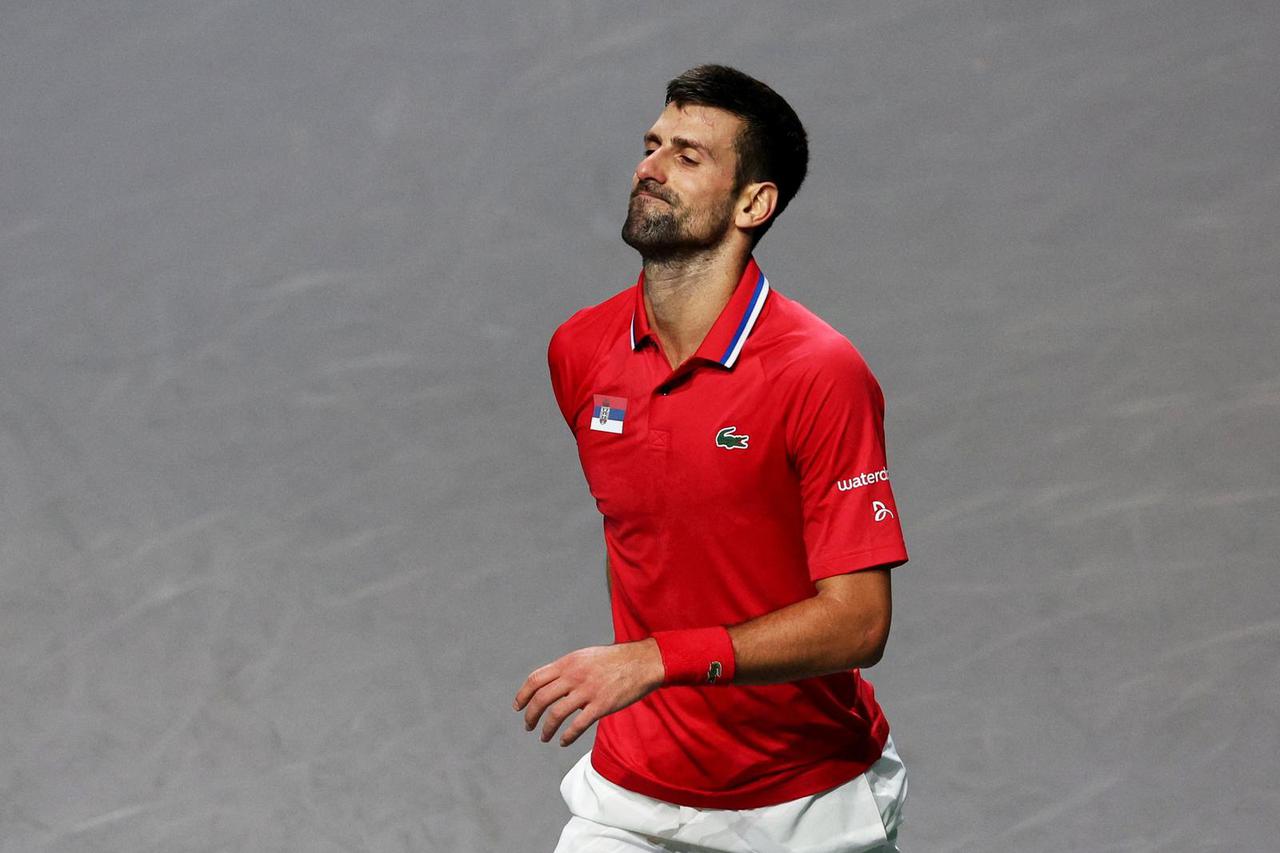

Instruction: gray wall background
[2,1,1277,851]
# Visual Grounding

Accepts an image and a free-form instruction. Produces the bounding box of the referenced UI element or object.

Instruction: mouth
[633,190,670,204]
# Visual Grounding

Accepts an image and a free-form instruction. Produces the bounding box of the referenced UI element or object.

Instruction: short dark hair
[665,64,809,246]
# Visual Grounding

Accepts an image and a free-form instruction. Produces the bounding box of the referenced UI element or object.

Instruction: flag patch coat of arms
[590,394,627,434]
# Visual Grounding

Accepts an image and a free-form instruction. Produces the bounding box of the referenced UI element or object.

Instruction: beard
[621,185,736,261]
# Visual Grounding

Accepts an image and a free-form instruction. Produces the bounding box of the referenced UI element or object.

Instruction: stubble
[621,185,736,262]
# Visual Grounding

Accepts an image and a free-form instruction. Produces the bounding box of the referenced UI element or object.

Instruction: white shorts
[553,735,907,853]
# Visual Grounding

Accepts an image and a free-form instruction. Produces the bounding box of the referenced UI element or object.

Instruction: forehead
[646,102,743,156]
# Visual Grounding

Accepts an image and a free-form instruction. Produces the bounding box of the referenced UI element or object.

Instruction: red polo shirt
[547,257,908,809]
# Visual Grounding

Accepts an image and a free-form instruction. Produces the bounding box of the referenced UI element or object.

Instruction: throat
[641,254,745,371]
[646,288,717,370]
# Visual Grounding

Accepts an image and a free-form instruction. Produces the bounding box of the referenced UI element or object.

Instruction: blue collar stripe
[718,270,769,367]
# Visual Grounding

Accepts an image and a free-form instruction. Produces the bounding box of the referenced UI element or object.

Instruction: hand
[513,638,664,746]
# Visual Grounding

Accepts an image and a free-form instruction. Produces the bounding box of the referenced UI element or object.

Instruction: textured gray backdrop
[1,1,1277,851]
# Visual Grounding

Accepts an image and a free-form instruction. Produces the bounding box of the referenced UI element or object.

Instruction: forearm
[515,569,891,746]
[727,569,892,685]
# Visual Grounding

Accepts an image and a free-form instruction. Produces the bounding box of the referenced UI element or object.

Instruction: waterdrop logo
[836,468,889,492]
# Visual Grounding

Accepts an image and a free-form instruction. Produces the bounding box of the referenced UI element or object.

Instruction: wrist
[636,637,666,691]
[651,626,736,686]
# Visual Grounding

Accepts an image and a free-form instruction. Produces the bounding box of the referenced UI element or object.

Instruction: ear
[735,181,778,233]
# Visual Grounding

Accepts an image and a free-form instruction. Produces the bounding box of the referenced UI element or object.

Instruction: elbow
[859,631,888,668]
[857,633,888,669]
[851,611,891,669]
[814,570,893,671]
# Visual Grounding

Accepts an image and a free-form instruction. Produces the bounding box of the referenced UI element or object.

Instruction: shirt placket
[643,352,677,521]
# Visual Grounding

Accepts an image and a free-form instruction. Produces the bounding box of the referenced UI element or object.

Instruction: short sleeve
[548,323,582,434]
[788,344,908,582]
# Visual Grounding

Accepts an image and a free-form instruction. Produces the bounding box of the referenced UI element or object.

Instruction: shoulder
[760,290,879,393]
[548,286,632,368]
[760,292,889,453]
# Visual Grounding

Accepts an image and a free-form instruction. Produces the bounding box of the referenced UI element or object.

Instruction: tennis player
[516,64,910,852]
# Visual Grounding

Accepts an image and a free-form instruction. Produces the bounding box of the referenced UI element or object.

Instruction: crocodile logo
[715,426,749,450]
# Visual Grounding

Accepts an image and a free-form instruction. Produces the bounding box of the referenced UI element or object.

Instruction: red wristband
[651,626,736,686]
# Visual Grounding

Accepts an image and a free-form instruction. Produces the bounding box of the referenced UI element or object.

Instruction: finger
[541,692,586,743]
[513,663,559,710]
[523,678,574,732]
[559,704,601,747]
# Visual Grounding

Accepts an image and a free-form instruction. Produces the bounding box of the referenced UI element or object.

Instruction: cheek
[702,177,738,210]
[694,186,738,222]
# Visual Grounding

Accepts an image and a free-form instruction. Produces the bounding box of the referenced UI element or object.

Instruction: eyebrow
[644,131,715,160]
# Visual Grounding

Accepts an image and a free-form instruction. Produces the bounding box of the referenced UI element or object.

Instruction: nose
[634,149,666,185]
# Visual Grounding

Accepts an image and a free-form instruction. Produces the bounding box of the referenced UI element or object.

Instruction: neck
[642,242,751,369]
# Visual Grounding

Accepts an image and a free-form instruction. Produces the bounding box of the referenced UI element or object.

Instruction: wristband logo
[706,661,723,683]
[715,426,750,450]
[836,468,889,492]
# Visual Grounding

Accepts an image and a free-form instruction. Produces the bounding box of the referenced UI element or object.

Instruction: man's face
[621,102,745,260]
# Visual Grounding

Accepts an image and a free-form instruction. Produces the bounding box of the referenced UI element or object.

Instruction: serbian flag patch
[590,394,627,434]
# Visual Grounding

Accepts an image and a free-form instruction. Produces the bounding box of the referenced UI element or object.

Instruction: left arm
[729,567,891,684]
[513,567,892,745]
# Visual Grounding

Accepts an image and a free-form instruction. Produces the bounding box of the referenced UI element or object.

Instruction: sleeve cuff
[808,543,908,582]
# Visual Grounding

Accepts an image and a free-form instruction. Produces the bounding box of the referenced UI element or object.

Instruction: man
[515,65,910,852]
